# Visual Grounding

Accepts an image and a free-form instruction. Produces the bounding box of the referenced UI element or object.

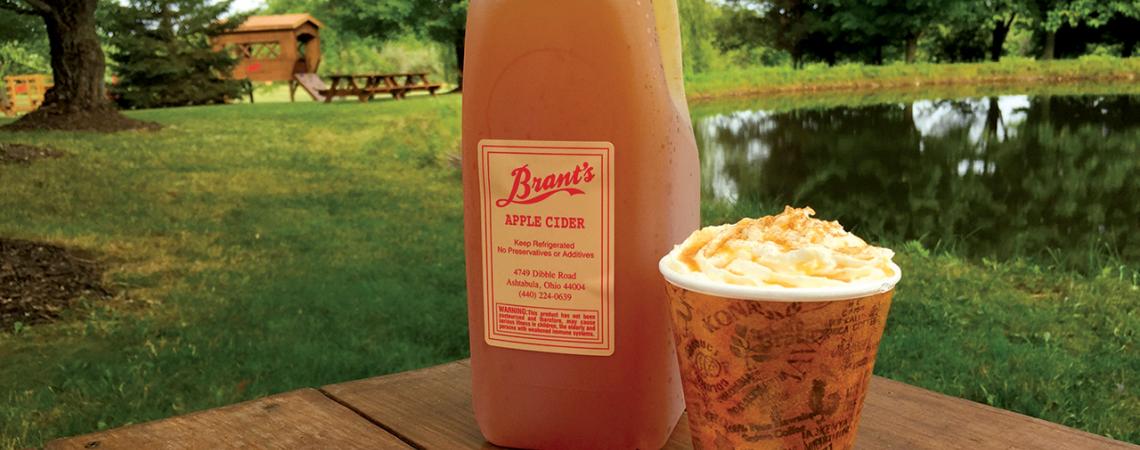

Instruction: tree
[414,0,466,90]
[925,21,990,62]
[0,0,154,131]
[720,0,836,68]
[1031,0,1140,59]
[1102,14,1139,57]
[723,0,945,66]
[1030,0,1075,59]
[330,0,414,42]
[714,4,771,61]
[677,0,720,75]
[989,11,1018,61]
[0,7,48,79]
[981,0,1024,61]
[893,0,944,63]
[1074,0,1140,58]
[104,0,247,109]
[829,0,943,64]
[938,0,1024,62]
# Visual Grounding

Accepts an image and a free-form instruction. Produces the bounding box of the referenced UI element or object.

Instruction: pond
[692,93,1140,268]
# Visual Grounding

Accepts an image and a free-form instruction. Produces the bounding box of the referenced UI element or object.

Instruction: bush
[318,33,446,80]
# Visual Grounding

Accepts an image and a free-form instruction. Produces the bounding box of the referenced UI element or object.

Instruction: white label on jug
[477,139,615,356]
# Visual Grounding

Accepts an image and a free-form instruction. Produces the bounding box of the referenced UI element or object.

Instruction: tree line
[708,0,1139,68]
[0,0,1136,130]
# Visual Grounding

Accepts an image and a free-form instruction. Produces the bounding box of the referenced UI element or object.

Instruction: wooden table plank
[323,360,1137,450]
[322,360,489,449]
[44,388,412,450]
[856,377,1134,449]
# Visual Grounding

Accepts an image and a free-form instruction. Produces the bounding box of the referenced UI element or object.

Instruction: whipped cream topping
[664,207,897,289]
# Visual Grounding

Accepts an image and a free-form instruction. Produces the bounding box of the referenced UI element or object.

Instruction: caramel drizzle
[677,233,713,272]
[678,206,893,284]
[701,218,756,258]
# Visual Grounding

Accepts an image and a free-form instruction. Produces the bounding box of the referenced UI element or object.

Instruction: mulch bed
[0,238,112,329]
[2,107,160,133]
[0,143,67,164]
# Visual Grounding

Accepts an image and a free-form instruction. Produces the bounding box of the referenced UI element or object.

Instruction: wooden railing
[2,74,52,117]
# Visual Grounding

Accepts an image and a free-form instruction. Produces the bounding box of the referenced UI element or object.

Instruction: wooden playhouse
[212,14,322,99]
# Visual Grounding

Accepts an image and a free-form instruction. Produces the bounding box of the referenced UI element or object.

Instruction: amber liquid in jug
[462,1,699,447]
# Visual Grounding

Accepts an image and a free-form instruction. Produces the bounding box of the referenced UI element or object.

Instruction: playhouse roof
[235,14,323,32]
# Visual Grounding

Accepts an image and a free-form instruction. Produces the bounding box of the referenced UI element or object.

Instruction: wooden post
[324,76,338,103]
[245,80,255,104]
[1,85,10,117]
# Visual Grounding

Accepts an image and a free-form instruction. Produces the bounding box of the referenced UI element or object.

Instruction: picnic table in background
[317,72,443,103]
[43,359,1137,449]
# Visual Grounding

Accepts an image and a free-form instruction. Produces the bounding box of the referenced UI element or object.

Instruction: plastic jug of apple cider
[461,0,699,448]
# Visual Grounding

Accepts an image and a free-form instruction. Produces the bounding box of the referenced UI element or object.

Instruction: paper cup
[660,257,901,450]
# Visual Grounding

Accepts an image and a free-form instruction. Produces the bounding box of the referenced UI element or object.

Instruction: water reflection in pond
[694,95,1140,266]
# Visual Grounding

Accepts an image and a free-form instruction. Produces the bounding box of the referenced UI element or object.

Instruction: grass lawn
[0,92,1137,448]
[0,97,467,447]
[687,56,1140,100]
[688,79,1140,117]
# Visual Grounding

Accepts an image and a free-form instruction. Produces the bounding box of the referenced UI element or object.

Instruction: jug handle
[652,0,690,117]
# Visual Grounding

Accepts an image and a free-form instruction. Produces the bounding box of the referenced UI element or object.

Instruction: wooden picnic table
[321,72,442,103]
[44,359,1136,449]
